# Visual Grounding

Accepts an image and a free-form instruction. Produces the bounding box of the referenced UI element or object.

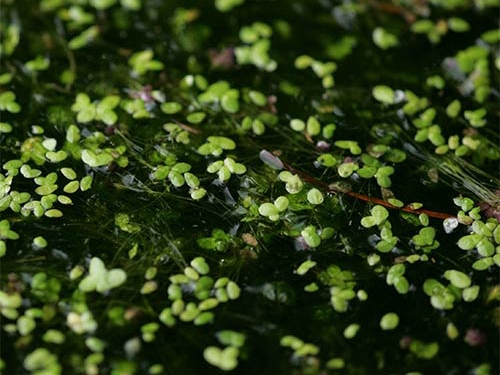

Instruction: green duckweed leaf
[372,85,395,104]
[295,260,317,275]
[301,225,321,248]
[168,170,185,187]
[274,196,289,212]
[46,150,68,163]
[57,195,73,205]
[412,227,436,247]
[317,154,336,167]
[380,312,399,330]
[203,346,239,371]
[186,112,206,124]
[252,119,265,135]
[66,124,81,143]
[217,330,246,348]
[44,209,63,218]
[0,290,22,318]
[0,122,12,133]
[311,61,336,77]
[128,49,164,75]
[23,348,60,372]
[476,238,495,257]
[248,90,266,106]
[161,102,183,114]
[457,234,482,250]
[307,188,324,205]
[372,27,399,50]
[338,162,358,178]
[217,166,231,181]
[191,257,210,275]
[335,140,362,155]
[430,293,455,310]
[284,174,303,194]
[444,269,471,289]
[0,91,21,113]
[207,136,236,150]
[358,166,377,178]
[215,0,244,12]
[472,257,494,271]
[448,17,470,32]
[409,341,439,359]
[190,187,207,200]
[81,149,114,167]
[0,220,19,240]
[226,281,241,300]
[361,216,377,228]
[361,205,389,228]
[320,227,335,240]
[343,323,360,339]
[60,167,77,180]
[326,358,345,369]
[0,73,13,85]
[295,55,314,69]
[221,92,239,113]
[33,236,47,249]
[423,279,445,296]
[446,323,459,340]
[462,285,480,302]
[184,173,199,188]
[290,119,305,132]
[80,176,93,191]
[472,220,492,237]
[20,165,41,178]
[306,116,321,136]
[259,202,279,220]
[446,99,461,118]
[79,257,127,294]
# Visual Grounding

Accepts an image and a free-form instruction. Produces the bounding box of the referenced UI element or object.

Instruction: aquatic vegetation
[0,0,498,374]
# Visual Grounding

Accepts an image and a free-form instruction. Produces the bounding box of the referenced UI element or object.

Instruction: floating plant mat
[0,0,499,374]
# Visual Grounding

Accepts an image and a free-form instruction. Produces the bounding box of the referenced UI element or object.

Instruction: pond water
[0,1,499,374]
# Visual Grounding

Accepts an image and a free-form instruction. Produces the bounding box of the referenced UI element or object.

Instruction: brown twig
[281,160,455,220]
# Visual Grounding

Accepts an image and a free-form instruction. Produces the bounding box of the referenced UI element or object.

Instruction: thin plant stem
[278,156,455,220]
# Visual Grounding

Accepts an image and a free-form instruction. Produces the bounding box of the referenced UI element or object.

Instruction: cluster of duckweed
[0,0,499,374]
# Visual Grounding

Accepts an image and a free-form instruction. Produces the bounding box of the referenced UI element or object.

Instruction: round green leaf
[44,209,63,218]
[472,257,494,271]
[477,238,495,257]
[306,116,321,136]
[221,94,239,113]
[343,323,360,339]
[301,226,321,248]
[462,285,479,302]
[317,154,336,167]
[274,196,289,212]
[295,260,317,275]
[290,119,305,132]
[248,90,267,106]
[380,312,399,330]
[307,188,324,205]
[372,85,395,104]
[207,136,236,150]
[191,257,210,275]
[444,269,471,289]
[161,102,182,114]
[186,112,206,124]
[259,202,279,218]
[457,234,482,250]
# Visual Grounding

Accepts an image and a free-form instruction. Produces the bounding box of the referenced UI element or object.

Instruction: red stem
[281,161,455,220]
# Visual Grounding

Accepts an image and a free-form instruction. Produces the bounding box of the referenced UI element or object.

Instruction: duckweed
[1,1,498,374]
